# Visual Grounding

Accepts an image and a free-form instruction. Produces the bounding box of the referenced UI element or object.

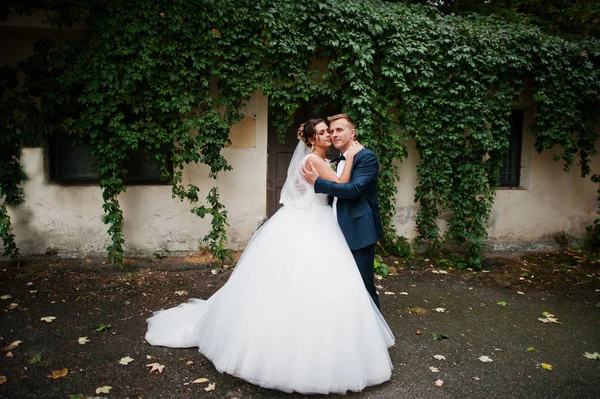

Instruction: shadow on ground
[1,250,599,398]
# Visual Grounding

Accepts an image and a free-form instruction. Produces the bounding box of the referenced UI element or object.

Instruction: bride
[145,118,395,394]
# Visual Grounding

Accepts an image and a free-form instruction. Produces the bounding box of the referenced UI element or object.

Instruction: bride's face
[312,122,332,149]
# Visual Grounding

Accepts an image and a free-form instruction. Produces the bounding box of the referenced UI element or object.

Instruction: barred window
[48,137,171,185]
[498,110,524,187]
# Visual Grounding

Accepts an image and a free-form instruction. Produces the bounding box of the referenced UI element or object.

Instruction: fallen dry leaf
[6,352,13,358]
[399,292,409,295]
[96,385,112,394]
[435,308,446,313]
[146,362,165,373]
[541,363,553,371]
[47,368,68,379]
[433,355,446,361]
[119,356,134,365]
[204,382,216,392]
[435,379,444,387]
[0,294,11,300]
[40,316,56,323]
[175,290,188,296]
[185,360,194,365]
[192,378,209,384]
[479,355,493,363]
[4,340,23,351]
[429,366,440,373]
[7,303,18,310]
[538,312,561,324]
[0,375,6,385]
[78,337,90,345]
[415,330,423,335]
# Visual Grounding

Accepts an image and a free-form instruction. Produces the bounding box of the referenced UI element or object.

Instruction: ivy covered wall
[1,0,599,267]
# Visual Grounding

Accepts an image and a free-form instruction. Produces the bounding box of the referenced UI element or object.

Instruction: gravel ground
[0,250,599,399]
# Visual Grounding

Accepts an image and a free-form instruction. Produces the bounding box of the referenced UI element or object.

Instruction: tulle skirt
[145,204,395,394]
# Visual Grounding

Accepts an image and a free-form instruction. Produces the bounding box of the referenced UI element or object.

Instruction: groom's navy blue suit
[313,149,383,309]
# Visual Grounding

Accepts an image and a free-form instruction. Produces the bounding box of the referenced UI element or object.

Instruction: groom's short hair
[328,113,355,129]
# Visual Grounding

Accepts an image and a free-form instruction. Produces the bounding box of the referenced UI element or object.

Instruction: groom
[302,114,383,310]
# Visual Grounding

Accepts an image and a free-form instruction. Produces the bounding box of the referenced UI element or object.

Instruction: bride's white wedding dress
[145,142,395,394]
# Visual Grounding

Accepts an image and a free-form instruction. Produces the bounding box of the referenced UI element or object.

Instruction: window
[498,110,524,187]
[48,137,171,185]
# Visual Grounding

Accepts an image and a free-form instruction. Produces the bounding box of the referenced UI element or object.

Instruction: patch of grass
[434,254,470,270]
[407,307,428,315]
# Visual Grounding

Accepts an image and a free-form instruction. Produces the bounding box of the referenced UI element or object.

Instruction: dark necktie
[331,154,345,164]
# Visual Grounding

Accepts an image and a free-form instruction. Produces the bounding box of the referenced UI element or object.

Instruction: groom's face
[330,119,355,153]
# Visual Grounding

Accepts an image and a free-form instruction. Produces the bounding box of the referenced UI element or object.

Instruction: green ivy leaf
[95,323,112,332]
[432,333,449,341]
[27,354,42,364]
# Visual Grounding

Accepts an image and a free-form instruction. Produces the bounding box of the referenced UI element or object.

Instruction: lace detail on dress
[280,152,329,208]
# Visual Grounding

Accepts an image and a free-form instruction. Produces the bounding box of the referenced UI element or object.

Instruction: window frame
[47,137,172,186]
[498,110,524,188]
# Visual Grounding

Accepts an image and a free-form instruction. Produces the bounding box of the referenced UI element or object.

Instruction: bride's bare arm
[337,142,364,183]
[305,154,339,182]
[305,144,365,183]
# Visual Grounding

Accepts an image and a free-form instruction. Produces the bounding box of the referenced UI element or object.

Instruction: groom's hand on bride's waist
[302,162,320,185]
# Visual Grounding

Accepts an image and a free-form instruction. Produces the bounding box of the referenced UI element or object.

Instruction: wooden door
[267,100,339,217]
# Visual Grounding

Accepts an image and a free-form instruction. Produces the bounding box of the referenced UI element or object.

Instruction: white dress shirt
[332,150,347,220]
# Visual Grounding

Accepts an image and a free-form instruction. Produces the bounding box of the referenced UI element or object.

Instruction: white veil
[279,140,313,207]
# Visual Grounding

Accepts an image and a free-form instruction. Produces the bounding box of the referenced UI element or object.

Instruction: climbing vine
[1,0,599,267]
[0,66,25,259]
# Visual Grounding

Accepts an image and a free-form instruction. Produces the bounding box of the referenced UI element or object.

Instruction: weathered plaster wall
[390,108,599,252]
[488,143,598,251]
[7,96,268,257]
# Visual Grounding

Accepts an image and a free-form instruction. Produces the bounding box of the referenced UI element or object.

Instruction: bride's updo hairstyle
[297,118,326,148]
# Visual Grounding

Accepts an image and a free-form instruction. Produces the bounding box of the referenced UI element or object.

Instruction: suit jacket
[314,149,383,250]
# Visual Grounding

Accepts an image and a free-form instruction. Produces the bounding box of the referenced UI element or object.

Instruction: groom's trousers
[351,245,380,310]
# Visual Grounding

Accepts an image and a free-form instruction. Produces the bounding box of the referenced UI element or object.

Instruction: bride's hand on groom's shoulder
[346,141,364,158]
